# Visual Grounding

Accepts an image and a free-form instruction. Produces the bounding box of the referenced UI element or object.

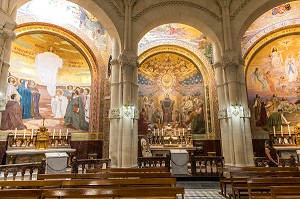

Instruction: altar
[5,125,75,164]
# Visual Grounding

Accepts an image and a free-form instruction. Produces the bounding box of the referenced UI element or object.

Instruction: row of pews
[218,166,300,199]
[0,167,184,199]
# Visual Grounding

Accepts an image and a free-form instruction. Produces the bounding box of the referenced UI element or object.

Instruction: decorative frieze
[218,108,231,119]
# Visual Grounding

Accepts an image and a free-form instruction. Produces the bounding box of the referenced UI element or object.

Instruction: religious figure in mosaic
[284,54,298,82]
[269,46,283,68]
[17,80,32,119]
[161,94,174,124]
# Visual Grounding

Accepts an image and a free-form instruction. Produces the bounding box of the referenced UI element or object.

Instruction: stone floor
[177,181,225,199]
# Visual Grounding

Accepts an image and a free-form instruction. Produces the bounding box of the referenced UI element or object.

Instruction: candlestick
[14,128,17,139]
[66,129,69,139]
[288,124,291,136]
[23,129,26,139]
[281,125,283,137]
[183,128,185,136]
[273,126,276,136]
[59,129,61,139]
[31,129,33,140]
[154,129,156,136]
[162,128,164,136]
[53,129,55,139]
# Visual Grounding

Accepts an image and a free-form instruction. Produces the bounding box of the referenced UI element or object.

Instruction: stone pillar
[0,22,15,97]
[221,52,254,167]
[109,38,121,167]
[216,0,254,167]
[119,50,138,167]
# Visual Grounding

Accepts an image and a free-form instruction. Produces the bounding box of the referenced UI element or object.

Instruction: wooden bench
[0,189,42,198]
[41,187,184,199]
[86,167,168,173]
[38,172,172,180]
[230,171,300,199]
[218,167,299,197]
[0,180,62,189]
[271,186,300,199]
[247,177,300,199]
[61,178,177,188]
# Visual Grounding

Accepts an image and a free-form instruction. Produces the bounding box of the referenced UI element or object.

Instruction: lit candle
[66,129,69,139]
[23,129,26,139]
[59,129,61,139]
[14,128,17,139]
[273,126,276,136]
[53,129,55,139]
[31,129,33,140]
[281,125,283,137]
[288,124,291,136]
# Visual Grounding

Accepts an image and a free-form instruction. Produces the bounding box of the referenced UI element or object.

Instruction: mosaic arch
[242,1,300,56]
[245,25,300,135]
[9,23,101,133]
[138,45,219,140]
[16,0,111,64]
[138,23,213,63]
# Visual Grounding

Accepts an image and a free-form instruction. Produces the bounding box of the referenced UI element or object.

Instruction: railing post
[191,153,196,175]
[38,158,46,174]
[166,155,171,172]
[71,157,78,173]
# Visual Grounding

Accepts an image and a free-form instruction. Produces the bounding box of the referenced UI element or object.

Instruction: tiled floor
[177,181,225,199]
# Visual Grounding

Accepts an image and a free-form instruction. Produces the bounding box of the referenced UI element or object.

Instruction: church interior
[0,0,300,198]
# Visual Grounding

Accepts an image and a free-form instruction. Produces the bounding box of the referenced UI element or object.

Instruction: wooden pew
[0,189,42,199]
[86,167,168,173]
[247,177,300,199]
[41,187,184,199]
[61,178,177,188]
[0,180,62,189]
[230,171,300,199]
[38,172,172,180]
[218,167,299,197]
[271,186,300,199]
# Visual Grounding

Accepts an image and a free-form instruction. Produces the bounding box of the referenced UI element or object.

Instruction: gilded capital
[217,0,232,8]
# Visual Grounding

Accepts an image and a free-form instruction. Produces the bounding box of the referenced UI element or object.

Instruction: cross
[42,117,45,126]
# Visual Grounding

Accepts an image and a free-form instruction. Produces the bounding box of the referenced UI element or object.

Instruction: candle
[281,125,283,137]
[66,129,69,139]
[31,129,33,139]
[14,128,17,139]
[23,129,26,139]
[59,129,61,139]
[273,126,276,136]
[183,128,185,136]
[288,124,291,136]
[53,129,55,139]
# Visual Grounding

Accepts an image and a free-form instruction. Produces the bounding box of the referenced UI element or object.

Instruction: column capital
[118,50,138,68]
[109,108,121,119]
[0,22,16,39]
[123,0,137,7]
[217,0,232,8]
[221,51,244,82]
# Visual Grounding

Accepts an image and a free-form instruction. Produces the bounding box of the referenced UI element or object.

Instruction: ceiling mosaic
[139,52,203,97]
[138,23,212,62]
[10,33,91,86]
[242,1,300,56]
[17,0,110,62]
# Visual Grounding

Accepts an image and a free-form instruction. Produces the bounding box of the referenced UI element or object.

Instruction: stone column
[109,38,122,167]
[221,52,254,166]
[119,50,138,167]
[0,22,16,97]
